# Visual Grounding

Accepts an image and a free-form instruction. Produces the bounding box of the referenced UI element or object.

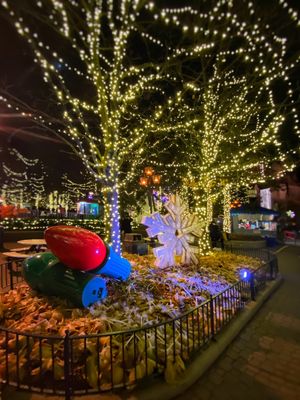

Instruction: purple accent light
[161,195,169,203]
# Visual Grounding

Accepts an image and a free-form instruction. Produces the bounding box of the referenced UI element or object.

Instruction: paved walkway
[176,245,300,400]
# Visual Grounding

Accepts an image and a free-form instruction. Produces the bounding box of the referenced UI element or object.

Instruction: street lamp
[139,167,161,214]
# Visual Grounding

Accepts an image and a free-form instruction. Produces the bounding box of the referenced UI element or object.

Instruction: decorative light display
[1,147,45,208]
[44,226,131,279]
[286,210,295,218]
[23,252,108,308]
[48,190,71,214]
[23,226,131,308]
[230,199,242,209]
[62,174,97,204]
[0,217,103,232]
[45,174,98,214]
[141,1,299,254]
[142,194,204,268]
[0,1,299,257]
[222,183,232,234]
[0,0,216,254]
[239,268,251,282]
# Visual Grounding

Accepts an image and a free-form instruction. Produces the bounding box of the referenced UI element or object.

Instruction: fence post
[267,250,271,279]
[0,227,5,251]
[64,330,72,400]
[7,261,14,290]
[271,256,278,280]
[250,273,256,301]
[269,257,273,280]
[210,295,215,339]
[275,256,278,279]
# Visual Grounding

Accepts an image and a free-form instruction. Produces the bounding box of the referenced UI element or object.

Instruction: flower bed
[0,251,262,392]
[0,252,261,334]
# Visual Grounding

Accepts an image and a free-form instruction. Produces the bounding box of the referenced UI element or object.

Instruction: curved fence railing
[0,248,278,399]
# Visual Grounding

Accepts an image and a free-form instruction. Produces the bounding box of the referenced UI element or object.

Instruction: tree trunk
[195,190,214,255]
[103,179,121,255]
[222,183,232,233]
[199,228,212,256]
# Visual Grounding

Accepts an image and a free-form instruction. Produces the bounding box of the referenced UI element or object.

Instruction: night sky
[0,15,82,189]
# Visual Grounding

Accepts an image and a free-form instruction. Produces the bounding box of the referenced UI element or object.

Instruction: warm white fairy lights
[182,65,297,252]
[134,1,299,253]
[0,1,299,255]
[0,0,227,254]
[1,148,45,207]
[222,183,232,234]
[62,174,97,203]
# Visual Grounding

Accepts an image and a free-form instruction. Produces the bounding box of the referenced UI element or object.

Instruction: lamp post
[139,167,161,214]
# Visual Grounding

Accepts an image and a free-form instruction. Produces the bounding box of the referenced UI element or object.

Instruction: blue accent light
[240,269,250,281]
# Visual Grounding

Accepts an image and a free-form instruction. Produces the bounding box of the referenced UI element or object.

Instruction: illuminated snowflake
[142,194,204,268]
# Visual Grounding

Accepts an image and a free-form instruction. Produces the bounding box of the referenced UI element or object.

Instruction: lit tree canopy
[0,0,220,253]
[134,0,300,252]
[0,0,299,256]
[62,173,98,203]
[0,147,45,207]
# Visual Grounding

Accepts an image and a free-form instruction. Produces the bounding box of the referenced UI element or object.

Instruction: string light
[0,217,103,232]
[223,183,232,234]
[0,0,223,254]
[0,1,299,256]
[1,148,45,208]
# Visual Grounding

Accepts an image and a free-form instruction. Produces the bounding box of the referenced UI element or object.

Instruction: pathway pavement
[176,245,300,400]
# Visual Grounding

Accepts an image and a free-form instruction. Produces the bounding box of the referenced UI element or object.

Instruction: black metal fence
[0,248,278,399]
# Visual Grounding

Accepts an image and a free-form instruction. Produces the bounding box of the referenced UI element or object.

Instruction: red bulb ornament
[45,225,107,271]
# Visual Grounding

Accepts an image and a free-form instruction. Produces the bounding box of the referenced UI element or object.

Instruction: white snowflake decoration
[142,194,204,268]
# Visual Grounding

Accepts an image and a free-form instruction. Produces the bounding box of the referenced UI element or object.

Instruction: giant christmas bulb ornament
[23,253,107,308]
[22,252,58,289]
[45,225,131,280]
[45,225,107,270]
[22,226,131,308]
[90,245,131,280]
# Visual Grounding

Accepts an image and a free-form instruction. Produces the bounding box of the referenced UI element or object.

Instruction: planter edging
[1,273,282,400]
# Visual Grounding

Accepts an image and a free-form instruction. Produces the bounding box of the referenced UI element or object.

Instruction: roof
[230,206,279,216]
[77,200,99,205]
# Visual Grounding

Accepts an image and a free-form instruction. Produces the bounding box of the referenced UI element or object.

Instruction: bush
[0,217,104,233]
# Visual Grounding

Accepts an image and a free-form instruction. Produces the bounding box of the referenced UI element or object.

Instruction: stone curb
[1,277,283,400]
